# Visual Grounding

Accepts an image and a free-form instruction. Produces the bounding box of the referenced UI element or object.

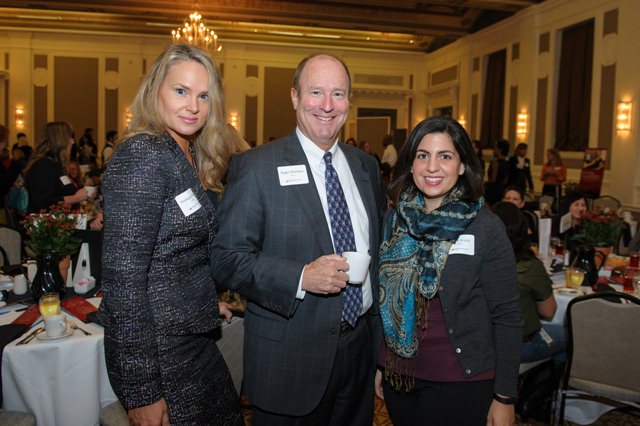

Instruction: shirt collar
[296,127,340,167]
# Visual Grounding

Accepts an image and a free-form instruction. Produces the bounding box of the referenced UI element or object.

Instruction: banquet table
[1,303,118,426]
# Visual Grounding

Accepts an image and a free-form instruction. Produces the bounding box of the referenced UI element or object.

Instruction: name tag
[449,234,475,256]
[278,165,309,186]
[60,176,71,185]
[175,188,201,217]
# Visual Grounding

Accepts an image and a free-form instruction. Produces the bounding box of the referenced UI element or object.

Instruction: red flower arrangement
[572,208,623,247]
[22,202,83,255]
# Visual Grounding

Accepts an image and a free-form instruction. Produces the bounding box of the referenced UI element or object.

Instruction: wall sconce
[616,101,632,131]
[125,109,133,127]
[229,113,239,130]
[516,112,528,141]
[15,106,25,130]
[457,116,466,129]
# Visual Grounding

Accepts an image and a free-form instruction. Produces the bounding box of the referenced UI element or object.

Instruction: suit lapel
[342,147,379,249]
[281,134,335,255]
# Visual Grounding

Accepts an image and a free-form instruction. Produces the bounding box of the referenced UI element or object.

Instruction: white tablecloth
[2,310,117,426]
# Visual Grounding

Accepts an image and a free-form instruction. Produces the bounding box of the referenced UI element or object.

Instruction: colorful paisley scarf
[379,188,483,388]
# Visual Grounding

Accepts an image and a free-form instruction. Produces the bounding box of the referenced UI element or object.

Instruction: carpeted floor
[242,395,640,425]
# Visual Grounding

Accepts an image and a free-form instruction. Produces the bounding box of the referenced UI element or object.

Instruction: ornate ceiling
[0,0,544,52]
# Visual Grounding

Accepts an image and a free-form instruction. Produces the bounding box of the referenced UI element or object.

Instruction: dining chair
[0,225,23,274]
[592,195,621,211]
[553,292,640,425]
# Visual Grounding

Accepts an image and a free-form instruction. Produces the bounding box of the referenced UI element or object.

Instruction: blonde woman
[100,44,242,425]
[25,121,91,213]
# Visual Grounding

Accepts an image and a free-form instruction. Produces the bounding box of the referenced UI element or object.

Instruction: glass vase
[30,253,66,301]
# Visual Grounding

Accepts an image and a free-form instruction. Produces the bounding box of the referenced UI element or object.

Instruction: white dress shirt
[295,128,373,315]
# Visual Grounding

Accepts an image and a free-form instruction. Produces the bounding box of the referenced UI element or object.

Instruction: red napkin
[61,296,97,322]
[11,304,40,326]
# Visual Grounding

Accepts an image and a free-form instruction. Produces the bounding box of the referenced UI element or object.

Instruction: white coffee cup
[85,186,97,199]
[44,314,67,338]
[342,251,371,285]
[12,274,28,295]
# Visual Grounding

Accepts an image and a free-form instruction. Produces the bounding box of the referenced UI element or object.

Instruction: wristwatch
[493,394,517,405]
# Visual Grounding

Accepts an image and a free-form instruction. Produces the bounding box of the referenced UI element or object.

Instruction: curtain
[555,20,594,151]
[480,49,506,149]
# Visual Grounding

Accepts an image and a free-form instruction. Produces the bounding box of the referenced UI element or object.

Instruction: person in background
[358,139,381,166]
[472,139,485,179]
[78,127,97,165]
[211,53,385,425]
[0,125,18,209]
[491,201,566,364]
[558,191,587,253]
[12,132,33,163]
[102,130,117,166]
[375,116,522,426]
[99,43,242,425]
[66,160,84,189]
[381,134,398,169]
[540,148,566,201]
[24,121,92,213]
[507,143,534,193]
[345,137,357,147]
[503,185,537,243]
[484,138,510,206]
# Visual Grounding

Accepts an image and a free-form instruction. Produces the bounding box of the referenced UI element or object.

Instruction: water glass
[39,293,61,318]
[565,267,585,289]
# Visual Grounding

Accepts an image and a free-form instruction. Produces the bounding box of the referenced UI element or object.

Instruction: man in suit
[211,54,385,425]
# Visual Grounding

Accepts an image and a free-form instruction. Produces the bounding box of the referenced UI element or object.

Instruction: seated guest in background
[491,202,566,366]
[558,191,587,253]
[25,121,92,213]
[100,43,242,425]
[375,116,522,426]
[507,142,534,193]
[66,160,84,189]
[503,185,537,243]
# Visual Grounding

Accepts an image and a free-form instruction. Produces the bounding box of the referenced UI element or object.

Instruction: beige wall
[423,0,640,208]
[0,0,638,208]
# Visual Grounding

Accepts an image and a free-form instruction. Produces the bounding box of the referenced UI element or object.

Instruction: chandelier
[171,11,222,52]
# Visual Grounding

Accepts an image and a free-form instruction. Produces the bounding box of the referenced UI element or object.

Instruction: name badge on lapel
[175,188,201,217]
[278,165,309,186]
[449,234,475,256]
[60,176,71,185]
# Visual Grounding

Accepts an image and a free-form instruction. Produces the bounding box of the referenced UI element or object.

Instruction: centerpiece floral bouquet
[572,208,623,247]
[23,202,82,255]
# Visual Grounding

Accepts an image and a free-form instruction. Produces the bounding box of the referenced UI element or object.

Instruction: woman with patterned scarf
[374,116,523,426]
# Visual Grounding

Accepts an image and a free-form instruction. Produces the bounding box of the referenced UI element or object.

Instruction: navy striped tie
[324,152,362,327]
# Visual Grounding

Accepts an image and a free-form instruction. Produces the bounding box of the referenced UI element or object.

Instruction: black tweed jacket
[99,133,220,409]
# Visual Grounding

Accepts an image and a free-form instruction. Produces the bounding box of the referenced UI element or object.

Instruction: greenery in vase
[572,208,623,247]
[22,202,83,255]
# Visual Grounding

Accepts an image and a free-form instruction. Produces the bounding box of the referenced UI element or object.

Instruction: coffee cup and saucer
[37,314,73,340]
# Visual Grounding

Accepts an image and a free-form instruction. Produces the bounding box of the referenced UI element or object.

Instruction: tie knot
[323,152,333,166]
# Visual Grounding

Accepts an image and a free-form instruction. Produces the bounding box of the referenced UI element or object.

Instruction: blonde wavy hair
[25,121,73,175]
[122,43,233,192]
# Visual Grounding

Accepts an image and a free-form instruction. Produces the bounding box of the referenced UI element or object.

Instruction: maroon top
[380,295,495,382]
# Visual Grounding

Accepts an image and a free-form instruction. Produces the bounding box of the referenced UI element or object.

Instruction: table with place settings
[1,298,118,426]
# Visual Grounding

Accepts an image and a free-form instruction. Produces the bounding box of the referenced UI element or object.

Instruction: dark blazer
[211,132,385,416]
[100,133,222,413]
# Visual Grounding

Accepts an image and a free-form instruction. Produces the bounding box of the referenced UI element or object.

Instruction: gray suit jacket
[211,132,385,415]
